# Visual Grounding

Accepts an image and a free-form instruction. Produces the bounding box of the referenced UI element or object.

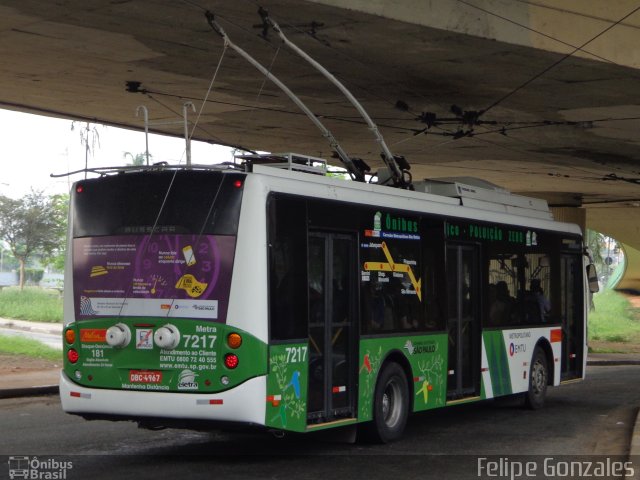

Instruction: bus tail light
[224,353,239,369]
[227,333,242,349]
[67,349,79,364]
[65,329,76,344]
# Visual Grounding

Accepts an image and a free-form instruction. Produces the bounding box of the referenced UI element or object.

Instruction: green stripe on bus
[484,331,512,396]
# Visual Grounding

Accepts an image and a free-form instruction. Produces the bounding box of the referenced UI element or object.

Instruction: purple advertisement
[73,234,236,321]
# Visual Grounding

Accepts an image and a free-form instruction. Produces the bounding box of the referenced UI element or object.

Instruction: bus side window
[268,196,308,341]
[423,241,445,331]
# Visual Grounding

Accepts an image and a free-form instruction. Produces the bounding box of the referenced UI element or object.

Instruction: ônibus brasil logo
[8,456,73,479]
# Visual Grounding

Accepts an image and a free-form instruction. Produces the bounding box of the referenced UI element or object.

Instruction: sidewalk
[0,317,62,335]
[586,352,640,365]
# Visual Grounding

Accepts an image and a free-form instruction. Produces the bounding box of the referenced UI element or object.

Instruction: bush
[0,287,62,322]
[25,269,44,285]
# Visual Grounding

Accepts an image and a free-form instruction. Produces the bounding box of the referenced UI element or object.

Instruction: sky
[0,109,235,199]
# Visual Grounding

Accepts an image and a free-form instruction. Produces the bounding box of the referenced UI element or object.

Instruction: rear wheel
[525,347,548,410]
[361,362,409,443]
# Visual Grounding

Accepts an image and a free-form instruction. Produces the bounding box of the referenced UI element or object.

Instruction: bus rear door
[446,244,482,400]
[307,232,358,425]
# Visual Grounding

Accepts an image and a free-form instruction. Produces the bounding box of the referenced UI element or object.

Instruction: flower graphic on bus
[269,354,305,428]
[414,357,444,407]
[359,346,382,418]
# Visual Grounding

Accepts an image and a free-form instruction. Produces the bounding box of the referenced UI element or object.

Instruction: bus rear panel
[61,170,269,426]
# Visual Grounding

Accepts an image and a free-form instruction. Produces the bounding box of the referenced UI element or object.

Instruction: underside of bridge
[1,1,639,286]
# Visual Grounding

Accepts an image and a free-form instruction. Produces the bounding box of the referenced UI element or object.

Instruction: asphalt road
[0,365,638,480]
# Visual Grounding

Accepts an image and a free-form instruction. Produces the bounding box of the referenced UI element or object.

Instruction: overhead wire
[456,0,618,65]
[235,45,282,148]
[385,1,640,152]
[188,41,229,141]
[181,0,640,188]
[477,3,640,117]
[143,85,424,133]
[514,0,640,29]
[240,0,434,119]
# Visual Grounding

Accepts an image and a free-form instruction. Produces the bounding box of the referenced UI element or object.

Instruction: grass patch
[589,289,640,343]
[0,287,63,322]
[0,334,61,362]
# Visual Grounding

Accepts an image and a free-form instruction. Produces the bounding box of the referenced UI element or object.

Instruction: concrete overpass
[1,0,639,286]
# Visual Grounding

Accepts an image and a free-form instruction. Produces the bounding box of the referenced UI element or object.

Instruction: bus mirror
[539,256,550,268]
[586,264,600,293]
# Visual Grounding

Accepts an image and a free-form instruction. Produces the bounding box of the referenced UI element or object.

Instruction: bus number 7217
[183,334,217,349]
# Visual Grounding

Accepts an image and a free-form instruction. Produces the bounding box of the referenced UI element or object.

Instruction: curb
[626,408,640,480]
[587,360,640,366]
[0,385,59,399]
[631,407,640,456]
[0,319,62,336]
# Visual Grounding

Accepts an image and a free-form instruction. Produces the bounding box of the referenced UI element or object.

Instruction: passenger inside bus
[489,281,515,325]
[527,278,551,323]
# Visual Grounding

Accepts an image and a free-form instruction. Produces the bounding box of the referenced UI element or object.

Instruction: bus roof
[250,164,582,237]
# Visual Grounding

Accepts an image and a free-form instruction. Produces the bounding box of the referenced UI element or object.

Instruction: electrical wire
[182,0,640,181]
[144,93,252,152]
[240,0,433,119]
[514,0,640,29]
[235,46,281,148]
[456,0,617,65]
[479,3,640,116]
[189,41,229,141]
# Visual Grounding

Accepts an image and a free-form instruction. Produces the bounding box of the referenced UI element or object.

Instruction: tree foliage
[586,229,606,267]
[43,193,69,272]
[123,151,151,166]
[0,191,67,288]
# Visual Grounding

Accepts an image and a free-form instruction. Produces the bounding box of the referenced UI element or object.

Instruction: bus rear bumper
[59,371,267,426]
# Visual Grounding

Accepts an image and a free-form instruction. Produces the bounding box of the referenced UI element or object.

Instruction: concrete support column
[550,207,586,234]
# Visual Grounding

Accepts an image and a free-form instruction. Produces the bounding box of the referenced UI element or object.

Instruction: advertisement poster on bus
[72,234,235,322]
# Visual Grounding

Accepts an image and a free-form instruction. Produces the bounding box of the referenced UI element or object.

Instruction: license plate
[129,370,163,384]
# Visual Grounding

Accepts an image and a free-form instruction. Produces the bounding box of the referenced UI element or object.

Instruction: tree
[123,151,151,166]
[71,121,102,176]
[40,193,69,272]
[0,191,66,289]
[586,229,605,267]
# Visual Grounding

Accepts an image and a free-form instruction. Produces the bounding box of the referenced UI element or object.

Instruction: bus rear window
[72,170,244,237]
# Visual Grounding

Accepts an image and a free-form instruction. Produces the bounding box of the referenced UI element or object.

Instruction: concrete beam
[310,0,640,69]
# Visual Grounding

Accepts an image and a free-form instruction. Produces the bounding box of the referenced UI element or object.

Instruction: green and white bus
[60,155,594,442]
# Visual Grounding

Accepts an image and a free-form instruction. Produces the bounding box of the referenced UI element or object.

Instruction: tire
[525,347,548,410]
[361,362,409,443]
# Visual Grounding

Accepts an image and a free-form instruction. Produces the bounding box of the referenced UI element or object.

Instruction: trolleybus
[60,154,595,442]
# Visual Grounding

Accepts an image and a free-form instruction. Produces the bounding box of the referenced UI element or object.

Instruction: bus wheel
[525,347,548,410]
[363,362,409,443]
